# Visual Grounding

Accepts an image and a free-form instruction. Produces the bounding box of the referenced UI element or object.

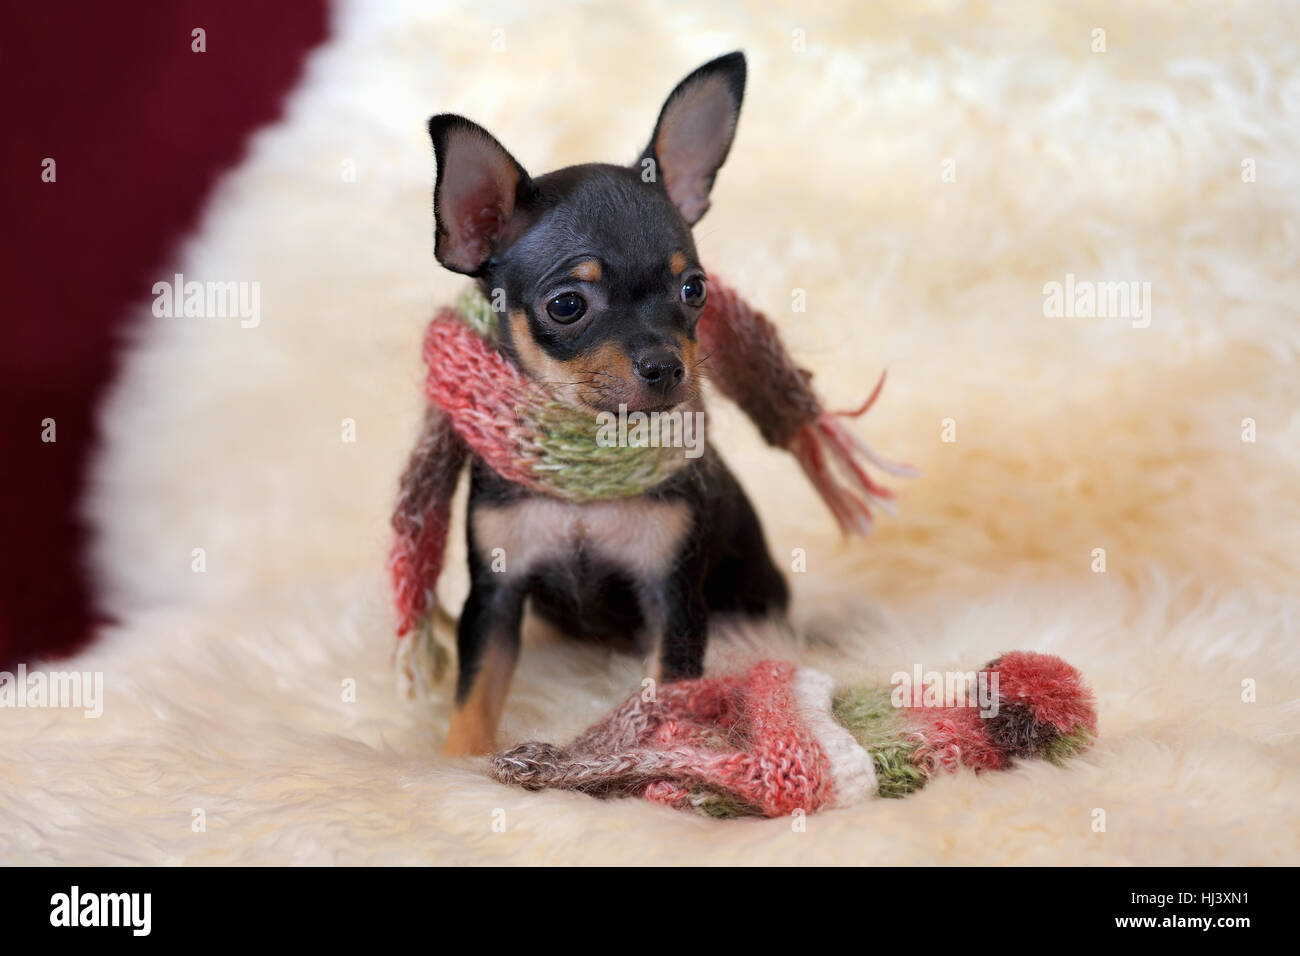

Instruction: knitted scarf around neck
[389,274,914,691]
[418,285,693,500]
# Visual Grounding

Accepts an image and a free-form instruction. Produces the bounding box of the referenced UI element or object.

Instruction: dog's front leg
[444,573,526,757]
[639,556,709,685]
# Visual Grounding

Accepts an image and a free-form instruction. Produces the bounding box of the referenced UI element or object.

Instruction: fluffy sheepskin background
[5,0,1299,864]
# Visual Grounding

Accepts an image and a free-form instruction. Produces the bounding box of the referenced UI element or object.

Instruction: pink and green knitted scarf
[490,651,1098,817]
[388,274,915,689]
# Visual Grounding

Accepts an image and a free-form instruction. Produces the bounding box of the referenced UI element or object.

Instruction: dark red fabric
[0,2,330,667]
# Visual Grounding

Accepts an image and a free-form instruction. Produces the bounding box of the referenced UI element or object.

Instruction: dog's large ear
[428,114,530,274]
[639,52,746,225]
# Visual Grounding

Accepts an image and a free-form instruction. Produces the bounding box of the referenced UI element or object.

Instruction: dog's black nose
[633,351,685,388]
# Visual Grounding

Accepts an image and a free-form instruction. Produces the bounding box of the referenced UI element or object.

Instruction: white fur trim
[793,668,877,807]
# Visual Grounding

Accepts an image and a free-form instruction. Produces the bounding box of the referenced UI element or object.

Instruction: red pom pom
[987,651,1097,735]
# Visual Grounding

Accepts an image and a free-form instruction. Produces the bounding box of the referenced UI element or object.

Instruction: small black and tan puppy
[430,52,788,755]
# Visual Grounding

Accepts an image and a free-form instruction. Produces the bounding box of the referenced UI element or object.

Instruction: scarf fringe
[788,371,921,535]
[697,278,917,536]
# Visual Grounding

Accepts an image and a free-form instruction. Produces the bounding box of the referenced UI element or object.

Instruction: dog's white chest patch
[470,497,691,581]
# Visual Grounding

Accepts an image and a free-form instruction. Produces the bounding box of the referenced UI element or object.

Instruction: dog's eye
[546,292,587,324]
[681,277,707,308]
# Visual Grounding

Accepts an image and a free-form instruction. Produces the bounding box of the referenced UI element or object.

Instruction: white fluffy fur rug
[7,0,1299,864]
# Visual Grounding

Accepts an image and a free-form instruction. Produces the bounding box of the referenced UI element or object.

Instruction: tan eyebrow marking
[570,259,602,282]
[669,251,688,276]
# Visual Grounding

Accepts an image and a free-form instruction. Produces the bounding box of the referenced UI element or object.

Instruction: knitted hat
[490,651,1097,817]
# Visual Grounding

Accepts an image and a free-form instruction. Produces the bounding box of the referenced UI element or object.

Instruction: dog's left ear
[639,51,746,225]
[428,114,531,275]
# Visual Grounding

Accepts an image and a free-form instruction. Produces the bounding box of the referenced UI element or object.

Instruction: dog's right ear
[428,114,530,275]
[639,52,746,225]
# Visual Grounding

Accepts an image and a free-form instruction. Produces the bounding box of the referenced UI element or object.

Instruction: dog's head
[427,52,746,414]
